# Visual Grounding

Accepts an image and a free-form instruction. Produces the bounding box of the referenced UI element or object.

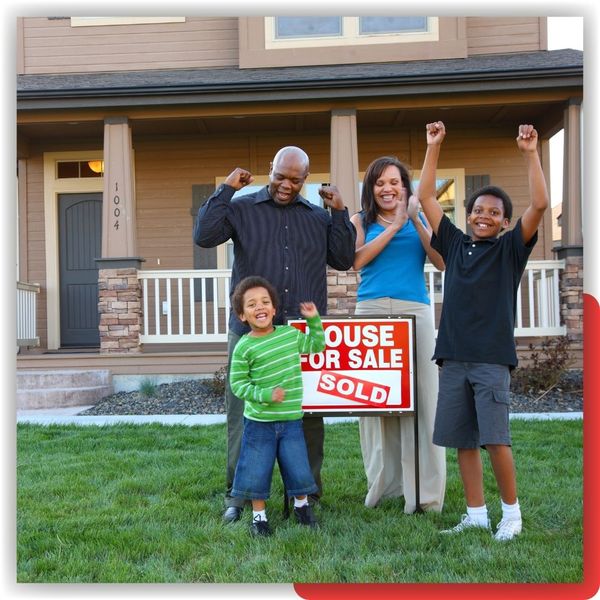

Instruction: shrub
[512,336,573,394]
[206,365,228,398]
[139,378,158,398]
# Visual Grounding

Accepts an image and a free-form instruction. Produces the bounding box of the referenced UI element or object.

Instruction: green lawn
[17,420,583,583]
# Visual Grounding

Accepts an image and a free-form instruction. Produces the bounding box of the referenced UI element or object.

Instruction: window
[359,17,428,34]
[275,17,342,39]
[56,161,103,179]
[240,17,464,69]
[412,169,466,231]
[216,175,329,206]
[266,16,438,48]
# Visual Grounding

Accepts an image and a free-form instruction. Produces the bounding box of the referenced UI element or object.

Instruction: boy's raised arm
[417,122,446,235]
[517,124,550,244]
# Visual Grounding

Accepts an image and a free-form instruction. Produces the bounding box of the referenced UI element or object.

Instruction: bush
[206,365,228,397]
[139,378,158,398]
[511,336,573,394]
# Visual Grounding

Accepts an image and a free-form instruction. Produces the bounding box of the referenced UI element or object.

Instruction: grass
[17,420,583,583]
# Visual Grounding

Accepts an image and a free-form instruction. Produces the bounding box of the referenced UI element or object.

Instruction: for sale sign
[288,316,415,415]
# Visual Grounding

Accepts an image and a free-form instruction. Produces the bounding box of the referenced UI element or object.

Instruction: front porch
[17,258,582,381]
[134,261,568,343]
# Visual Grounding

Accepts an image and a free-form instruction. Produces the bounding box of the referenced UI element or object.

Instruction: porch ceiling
[17,99,568,146]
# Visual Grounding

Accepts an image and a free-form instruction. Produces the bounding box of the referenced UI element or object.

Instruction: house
[16,16,583,404]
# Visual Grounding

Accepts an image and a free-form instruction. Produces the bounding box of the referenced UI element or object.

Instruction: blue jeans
[231,418,318,500]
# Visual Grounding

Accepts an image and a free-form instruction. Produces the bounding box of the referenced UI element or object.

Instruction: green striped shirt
[230,314,325,422]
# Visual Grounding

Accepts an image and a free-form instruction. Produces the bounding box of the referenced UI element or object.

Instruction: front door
[58,193,102,347]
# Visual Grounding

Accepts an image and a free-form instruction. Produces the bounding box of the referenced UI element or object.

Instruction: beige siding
[20,17,239,74]
[358,136,412,171]
[20,16,548,75]
[135,136,252,271]
[134,132,334,271]
[22,156,48,348]
[466,17,545,55]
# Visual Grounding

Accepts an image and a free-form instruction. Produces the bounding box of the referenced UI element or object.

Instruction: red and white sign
[288,317,415,414]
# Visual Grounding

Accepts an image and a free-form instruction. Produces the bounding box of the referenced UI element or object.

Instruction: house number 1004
[113,194,121,230]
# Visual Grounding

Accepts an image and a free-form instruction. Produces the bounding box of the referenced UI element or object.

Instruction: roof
[17,49,583,110]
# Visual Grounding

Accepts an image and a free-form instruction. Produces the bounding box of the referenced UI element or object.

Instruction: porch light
[88,160,104,174]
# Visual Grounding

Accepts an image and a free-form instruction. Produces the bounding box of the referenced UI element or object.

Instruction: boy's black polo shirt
[431,215,537,368]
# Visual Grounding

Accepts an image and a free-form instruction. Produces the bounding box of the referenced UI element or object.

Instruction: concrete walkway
[16,406,583,427]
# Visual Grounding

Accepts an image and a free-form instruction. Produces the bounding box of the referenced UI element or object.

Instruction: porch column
[328,109,360,316]
[330,109,360,215]
[102,117,138,257]
[557,99,583,257]
[556,99,583,352]
[97,117,145,353]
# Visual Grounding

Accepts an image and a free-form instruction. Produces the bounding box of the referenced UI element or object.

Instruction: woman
[351,156,446,514]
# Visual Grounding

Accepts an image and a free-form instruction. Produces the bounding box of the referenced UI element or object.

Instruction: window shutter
[191,184,218,300]
[464,175,490,205]
[464,175,490,235]
[191,184,218,270]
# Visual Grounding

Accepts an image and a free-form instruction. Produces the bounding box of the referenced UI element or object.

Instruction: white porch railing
[139,260,566,344]
[514,259,566,336]
[138,269,231,343]
[17,281,40,346]
[424,259,566,337]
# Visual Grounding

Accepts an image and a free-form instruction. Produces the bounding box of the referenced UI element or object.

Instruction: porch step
[17,369,113,409]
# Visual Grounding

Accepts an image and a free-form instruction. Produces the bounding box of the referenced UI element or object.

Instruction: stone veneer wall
[559,255,584,365]
[327,268,359,315]
[97,267,142,353]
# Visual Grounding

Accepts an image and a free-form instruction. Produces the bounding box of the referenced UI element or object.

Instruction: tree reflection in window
[275,17,342,38]
[436,178,457,224]
[412,178,457,225]
[359,17,428,34]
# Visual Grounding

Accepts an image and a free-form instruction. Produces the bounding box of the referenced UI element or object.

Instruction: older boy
[417,122,549,541]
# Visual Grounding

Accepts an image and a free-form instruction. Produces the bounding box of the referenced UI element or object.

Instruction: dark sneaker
[223,506,243,523]
[294,504,318,528]
[250,519,272,537]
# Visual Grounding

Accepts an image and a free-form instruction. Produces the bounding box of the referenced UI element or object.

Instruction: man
[193,146,356,522]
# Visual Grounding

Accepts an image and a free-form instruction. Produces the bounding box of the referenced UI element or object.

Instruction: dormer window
[266,16,438,48]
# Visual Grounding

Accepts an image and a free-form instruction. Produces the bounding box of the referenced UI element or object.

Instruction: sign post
[288,315,421,511]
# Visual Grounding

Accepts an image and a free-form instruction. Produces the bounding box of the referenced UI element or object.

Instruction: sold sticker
[317,371,391,407]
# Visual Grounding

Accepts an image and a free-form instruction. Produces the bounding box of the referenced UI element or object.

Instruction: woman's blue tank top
[357,216,430,305]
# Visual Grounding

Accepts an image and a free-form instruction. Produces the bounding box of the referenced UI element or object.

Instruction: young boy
[417,122,549,541]
[228,275,326,536]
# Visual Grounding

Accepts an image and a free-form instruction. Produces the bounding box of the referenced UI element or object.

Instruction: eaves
[17,50,583,111]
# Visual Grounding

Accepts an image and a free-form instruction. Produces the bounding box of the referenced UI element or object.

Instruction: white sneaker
[494,517,522,541]
[440,513,491,534]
